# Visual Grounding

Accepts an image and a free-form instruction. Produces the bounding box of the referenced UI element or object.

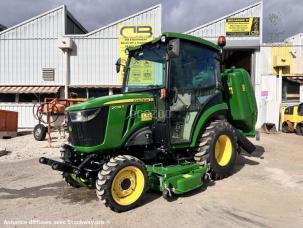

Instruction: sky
[0,0,302,42]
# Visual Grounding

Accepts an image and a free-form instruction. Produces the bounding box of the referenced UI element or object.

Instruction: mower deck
[147,162,208,196]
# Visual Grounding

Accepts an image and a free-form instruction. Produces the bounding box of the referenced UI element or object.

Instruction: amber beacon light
[217,36,226,47]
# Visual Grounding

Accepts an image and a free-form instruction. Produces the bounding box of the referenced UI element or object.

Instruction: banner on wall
[226,17,260,37]
[118,24,154,82]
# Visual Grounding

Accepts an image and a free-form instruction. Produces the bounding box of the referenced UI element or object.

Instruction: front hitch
[39,153,97,175]
[39,157,79,174]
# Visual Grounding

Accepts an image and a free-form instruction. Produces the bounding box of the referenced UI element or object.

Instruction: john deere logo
[120,25,153,38]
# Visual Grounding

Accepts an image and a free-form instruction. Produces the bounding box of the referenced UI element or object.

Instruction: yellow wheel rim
[215,134,233,166]
[111,166,145,206]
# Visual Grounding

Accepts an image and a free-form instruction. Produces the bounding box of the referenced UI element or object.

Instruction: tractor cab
[119,32,222,147]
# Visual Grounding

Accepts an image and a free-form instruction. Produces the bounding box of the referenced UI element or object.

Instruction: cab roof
[127,32,220,52]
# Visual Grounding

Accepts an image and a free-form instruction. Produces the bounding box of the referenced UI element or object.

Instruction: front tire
[96,155,148,212]
[195,120,237,180]
[282,121,291,133]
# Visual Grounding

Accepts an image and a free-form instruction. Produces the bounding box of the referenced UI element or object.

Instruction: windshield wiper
[146,85,161,88]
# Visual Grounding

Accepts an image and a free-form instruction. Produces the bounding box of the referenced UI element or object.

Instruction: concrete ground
[0,132,303,228]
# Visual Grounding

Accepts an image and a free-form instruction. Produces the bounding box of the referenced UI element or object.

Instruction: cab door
[168,40,221,144]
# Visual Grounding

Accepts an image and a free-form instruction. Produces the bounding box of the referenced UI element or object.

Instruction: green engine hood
[66,93,154,111]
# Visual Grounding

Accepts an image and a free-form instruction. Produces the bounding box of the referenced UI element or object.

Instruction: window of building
[0,93,15,102]
[88,88,108,98]
[0,93,57,103]
[69,88,114,98]
[282,78,300,102]
[18,94,39,103]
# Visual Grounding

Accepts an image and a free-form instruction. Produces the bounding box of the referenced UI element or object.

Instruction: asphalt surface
[0,132,303,228]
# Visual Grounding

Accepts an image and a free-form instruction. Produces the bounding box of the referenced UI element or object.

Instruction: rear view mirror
[115,58,121,73]
[168,39,180,58]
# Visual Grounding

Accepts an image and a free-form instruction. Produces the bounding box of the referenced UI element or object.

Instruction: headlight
[69,109,100,122]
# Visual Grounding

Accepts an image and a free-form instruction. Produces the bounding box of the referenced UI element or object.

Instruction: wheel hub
[35,128,41,136]
[111,166,145,206]
[121,178,131,190]
[215,134,232,166]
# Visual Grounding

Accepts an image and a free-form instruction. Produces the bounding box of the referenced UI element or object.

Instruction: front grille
[68,107,109,147]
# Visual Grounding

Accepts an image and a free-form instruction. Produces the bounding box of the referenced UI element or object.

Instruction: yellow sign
[141,112,153,121]
[226,17,260,36]
[118,24,154,82]
[128,58,154,84]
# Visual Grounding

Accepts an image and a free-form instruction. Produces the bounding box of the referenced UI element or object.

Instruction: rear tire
[33,124,47,141]
[96,155,148,212]
[295,123,303,136]
[194,120,237,180]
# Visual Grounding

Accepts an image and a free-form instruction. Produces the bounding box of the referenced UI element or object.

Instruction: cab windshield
[124,43,166,93]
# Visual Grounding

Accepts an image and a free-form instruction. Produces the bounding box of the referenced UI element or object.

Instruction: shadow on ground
[17,131,33,137]
[234,145,265,175]
[0,181,97,204]
[177,145,266,200]
[0,150,12,157]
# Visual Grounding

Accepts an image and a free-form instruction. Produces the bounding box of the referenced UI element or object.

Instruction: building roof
[0,5,87,36]
[0,24,7,31]
[65,4,161,37]
[128,32,220,52]
[185,2,262,35]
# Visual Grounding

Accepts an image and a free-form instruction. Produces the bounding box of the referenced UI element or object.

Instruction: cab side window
[170,41,219,92]
[298,104,303,116]
[284,106,294,115]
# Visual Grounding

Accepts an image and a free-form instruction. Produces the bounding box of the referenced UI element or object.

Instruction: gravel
[0,129,67,162]
[0,132,303,227]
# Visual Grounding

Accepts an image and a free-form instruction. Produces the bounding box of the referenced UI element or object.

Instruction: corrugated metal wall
[0,4,161,127]
[68,4,162,87]
[185,2,262,46]
[285,34,303,75]
[261,46,273,76]
[0,6,66,86]
[0,103,35,128]
[0,5,87,127]
[0,5,86,87]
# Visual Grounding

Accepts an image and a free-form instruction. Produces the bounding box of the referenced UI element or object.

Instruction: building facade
[260,34,303,128]
[1,2,274,129]
[0,5,161,127]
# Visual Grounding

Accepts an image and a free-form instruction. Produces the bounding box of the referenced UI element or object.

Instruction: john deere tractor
[39,32,258,212]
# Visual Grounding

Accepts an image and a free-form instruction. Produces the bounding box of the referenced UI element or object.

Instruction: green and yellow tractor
[39,32,258,212]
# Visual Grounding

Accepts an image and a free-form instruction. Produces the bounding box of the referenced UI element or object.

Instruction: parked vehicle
[39,32,257,212]
[281,103,303,135]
